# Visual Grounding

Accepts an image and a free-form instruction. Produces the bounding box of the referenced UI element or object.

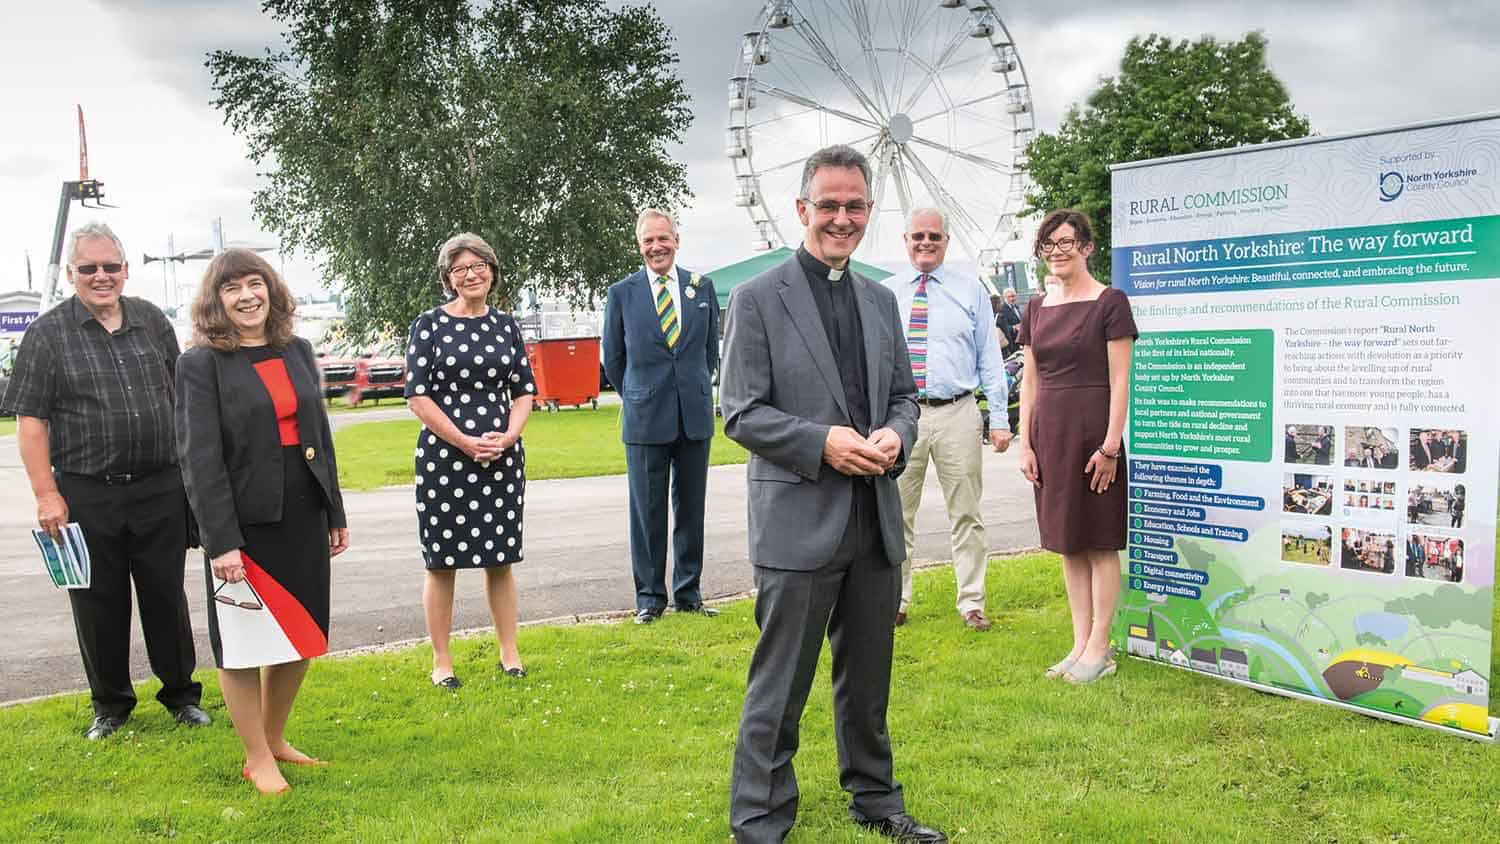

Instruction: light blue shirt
[883,264,1009,429]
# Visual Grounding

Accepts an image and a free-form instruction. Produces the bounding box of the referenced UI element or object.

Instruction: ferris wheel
[728,0,1038,277]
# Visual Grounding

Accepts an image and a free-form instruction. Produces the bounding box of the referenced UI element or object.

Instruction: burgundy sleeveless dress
[1017,286,1138,553]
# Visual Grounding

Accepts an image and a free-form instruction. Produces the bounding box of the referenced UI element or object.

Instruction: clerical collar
[796,245,848,283]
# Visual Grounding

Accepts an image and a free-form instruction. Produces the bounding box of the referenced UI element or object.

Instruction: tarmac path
[0,422,1041,705]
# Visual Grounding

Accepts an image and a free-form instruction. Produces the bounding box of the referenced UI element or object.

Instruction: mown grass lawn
[332,405,747,491]
[0,417,15,437]
[3,554,1497,843]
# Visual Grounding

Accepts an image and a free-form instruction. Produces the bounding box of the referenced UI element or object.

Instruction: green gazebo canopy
[703,247,895,310]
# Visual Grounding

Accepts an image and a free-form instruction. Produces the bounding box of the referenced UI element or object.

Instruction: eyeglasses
[213,579,264,611]
[1038,237,1079,255]
[448,261,491,279]
[906,232,946,242]
[803,198,871,217]
[73,263,124,275]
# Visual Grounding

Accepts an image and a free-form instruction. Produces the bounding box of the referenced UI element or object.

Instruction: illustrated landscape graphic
[1113,534,1491,734]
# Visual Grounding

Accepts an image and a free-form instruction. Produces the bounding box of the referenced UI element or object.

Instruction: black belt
[917,390,972,407]
[61,465,170,486]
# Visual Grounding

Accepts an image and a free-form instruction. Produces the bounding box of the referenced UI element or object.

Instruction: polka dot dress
[403,306,537,569]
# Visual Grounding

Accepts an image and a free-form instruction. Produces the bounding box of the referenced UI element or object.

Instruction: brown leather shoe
[963,610,992,632]
[895,610,907,626]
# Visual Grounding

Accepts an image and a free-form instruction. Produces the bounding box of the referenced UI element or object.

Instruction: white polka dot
[471,527,480,538]
[443,396,453,406]
[454,322,465,331]
[465,420,475,429]
[507,537,516,547]
[438,476,449,486]
[461,394,471,404]
[510,374,520,383]
[506,484,514,493]
[497,551,507,562]
[429,516,438,525]
[454,487,464,497]
[525,382,534,391]
[484,513,494,523]
[444,556,454,566]
[482,485,492,495]
[426,489,436,499]
[440,502,451,512]
[471,333,480,342]
[446,356,456,365]
[487,368,497,377]
[501,355,511,364]
[442,529,453,539]
[415,385,426,394]
[469,500,480,510]
[420,330,430,340]
[506,457,514,467]
[485,540,494,550]
[485,346,495,354]
[427,434,437,445]
[507,510,516,520]
[426,461,436,471]
[408,344,416,354]
[457,541,467,551]
[439,448,449,458]
[438,315,449,323]
[477,407,487,416]
[474,355,484,365]
[467,473,478,483]
[431,542,440,551]
[417,501,426,511]
[459,345,469,353]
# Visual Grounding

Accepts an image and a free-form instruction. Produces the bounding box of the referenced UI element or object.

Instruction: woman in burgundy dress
[1016,210,1137,684]
[178,250,349,794]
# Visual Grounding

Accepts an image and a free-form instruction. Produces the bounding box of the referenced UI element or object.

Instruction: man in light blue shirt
[883,208,1011,631]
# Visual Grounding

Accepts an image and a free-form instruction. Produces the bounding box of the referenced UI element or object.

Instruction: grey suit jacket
[720,255,919,571]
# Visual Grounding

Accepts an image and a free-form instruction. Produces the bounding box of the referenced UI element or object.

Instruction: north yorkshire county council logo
[1379,171,1404,202]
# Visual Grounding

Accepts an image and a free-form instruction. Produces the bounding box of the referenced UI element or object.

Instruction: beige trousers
[897,393,988,615]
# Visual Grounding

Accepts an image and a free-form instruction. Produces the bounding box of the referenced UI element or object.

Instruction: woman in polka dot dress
[404,232,537,688]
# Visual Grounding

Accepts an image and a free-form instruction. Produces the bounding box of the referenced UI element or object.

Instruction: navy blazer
[602,266,720,444]
[176,337,347,558]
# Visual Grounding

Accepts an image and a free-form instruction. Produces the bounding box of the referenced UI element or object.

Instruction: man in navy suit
[603,209,721,624]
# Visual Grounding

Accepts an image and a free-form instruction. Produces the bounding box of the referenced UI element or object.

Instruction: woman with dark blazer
[176,249,348,795]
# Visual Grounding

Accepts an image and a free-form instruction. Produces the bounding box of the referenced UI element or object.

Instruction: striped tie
[907,273,929,396]
[656,276,680,349]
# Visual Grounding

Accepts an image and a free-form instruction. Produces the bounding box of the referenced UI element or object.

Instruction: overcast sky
[2,0,1497,304]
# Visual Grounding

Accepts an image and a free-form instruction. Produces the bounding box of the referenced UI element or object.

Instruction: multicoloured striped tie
[907,273,929,396]
[656,276,680,349]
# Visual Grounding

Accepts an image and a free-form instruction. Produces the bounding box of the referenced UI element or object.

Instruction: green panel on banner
[1130,330,1274,462]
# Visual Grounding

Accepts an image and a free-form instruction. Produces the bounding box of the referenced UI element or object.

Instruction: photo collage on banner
[1108,113,1499,738]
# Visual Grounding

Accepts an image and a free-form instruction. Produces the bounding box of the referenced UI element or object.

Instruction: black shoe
[83,715,127,741]
[634,607,664,625]
[432,674,462,690]
[170,704,212,727]
[856,813,948,843]
[675,603,720,617]
[500,664,528,679]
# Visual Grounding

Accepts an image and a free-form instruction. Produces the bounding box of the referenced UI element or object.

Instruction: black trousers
[730,484,904,844]
[624,434,712,610]
[55,468,201,718]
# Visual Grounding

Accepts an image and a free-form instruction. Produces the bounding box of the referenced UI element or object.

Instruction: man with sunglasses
[723,146,944,843]
[884,208,1010,633]
[2,222,207,740]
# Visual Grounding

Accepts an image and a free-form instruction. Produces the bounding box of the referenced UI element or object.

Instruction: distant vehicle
[316,339,407,406]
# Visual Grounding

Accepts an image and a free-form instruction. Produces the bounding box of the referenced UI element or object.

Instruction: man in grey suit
[722,145,946,844]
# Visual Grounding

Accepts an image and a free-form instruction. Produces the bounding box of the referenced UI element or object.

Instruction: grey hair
[435,231,500,297]
[635,208,679,240]
[798,144,871,198]
[906,207,949,234]
[1003,287,1017,296]
[66,220,126,267]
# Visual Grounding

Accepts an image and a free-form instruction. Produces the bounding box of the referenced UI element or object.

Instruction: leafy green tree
[1023,33,1310,283]
[208,0,691,335]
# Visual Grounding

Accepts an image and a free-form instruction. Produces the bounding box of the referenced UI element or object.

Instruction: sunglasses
[74,263,124,275]
[213,579,264,611]
[906,232,946,242]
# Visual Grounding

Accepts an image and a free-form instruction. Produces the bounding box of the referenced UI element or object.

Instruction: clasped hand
[467,431,514,463]
[824,426,900,476]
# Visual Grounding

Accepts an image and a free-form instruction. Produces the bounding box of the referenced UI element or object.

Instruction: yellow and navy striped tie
[656,276,680,349]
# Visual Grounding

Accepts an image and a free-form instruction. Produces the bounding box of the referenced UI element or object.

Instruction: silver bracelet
[1096,445,1121,459]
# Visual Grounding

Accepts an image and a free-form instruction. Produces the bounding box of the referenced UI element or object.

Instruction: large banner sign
[1109,114,1499,739]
